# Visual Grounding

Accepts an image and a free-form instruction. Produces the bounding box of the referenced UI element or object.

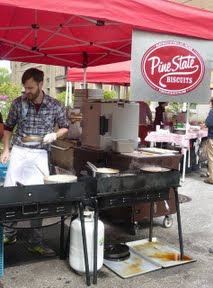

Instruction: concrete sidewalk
[1,171,213,288]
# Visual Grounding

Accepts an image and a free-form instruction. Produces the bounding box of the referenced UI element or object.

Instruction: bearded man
[0,68,69,256]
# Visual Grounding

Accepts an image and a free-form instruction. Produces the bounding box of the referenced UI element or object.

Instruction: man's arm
[0,130,12,165]
[55,127,68,139]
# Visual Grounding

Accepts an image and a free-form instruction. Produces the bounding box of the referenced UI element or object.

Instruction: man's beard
[27,88,40,101]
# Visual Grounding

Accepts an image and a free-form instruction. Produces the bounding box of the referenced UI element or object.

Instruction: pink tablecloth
[145,129,208,149]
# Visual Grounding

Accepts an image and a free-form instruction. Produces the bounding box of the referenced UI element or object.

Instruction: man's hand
[0,149,10,165]
[43,132,57,144]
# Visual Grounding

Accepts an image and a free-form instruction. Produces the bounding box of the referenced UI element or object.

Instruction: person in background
[153,102,168,129]
[204,96,213,185]
[138,101,152,146]
[138,101,152,126]
[0,68,69,256]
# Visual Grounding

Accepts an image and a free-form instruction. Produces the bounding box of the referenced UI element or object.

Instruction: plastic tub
[112,139,135,153]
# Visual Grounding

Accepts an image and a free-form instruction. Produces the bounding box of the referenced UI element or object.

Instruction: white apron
[4,145,49,187]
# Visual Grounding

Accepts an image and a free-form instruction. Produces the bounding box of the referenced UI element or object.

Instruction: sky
[0,60,11,72]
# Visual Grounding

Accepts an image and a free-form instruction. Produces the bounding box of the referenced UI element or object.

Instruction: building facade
[10,62,126,99]
[11,62,67,98]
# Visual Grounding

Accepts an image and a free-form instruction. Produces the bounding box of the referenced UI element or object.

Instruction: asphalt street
[1,170,213,288]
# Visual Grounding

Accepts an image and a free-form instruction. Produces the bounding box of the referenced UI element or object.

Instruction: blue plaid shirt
[5,93,69,150]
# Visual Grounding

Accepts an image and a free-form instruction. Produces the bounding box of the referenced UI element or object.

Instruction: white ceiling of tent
[169,0,213,11]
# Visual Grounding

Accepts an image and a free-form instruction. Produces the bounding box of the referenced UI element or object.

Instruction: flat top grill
[96,170,180,196]
[0,170,180,220]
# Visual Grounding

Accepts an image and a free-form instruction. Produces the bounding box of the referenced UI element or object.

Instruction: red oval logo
[141,41,205,95]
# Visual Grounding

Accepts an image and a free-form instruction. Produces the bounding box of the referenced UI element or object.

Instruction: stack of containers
[74,89,104,110]
[111,102,139,149]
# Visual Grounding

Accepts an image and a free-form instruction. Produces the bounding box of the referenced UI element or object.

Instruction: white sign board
[131,30,213,103]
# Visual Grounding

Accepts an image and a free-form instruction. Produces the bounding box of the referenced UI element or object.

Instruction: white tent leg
[186,103,191,168]
[65,81,69,107]
[68,81,72,107]
[181,148,187,183]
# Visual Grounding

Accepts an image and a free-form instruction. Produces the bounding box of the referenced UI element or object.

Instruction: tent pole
[186,103,191,168]
[69,81,72,108]
[83,52,88,89]
[83,67,87,89]
[181,102,190,183]
[118,86,120,100]
[65,81,69,107]
[125,86,128,100]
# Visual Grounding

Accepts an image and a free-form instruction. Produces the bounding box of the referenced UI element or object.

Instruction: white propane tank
[69,211,104,274]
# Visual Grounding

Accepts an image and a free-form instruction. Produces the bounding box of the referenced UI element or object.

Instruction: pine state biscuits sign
[141,40,205,96]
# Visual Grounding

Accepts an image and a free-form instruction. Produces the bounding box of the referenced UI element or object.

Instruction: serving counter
[145,128,208,182]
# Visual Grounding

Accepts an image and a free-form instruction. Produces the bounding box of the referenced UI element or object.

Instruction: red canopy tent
[0,0,213,67]
[66,61,131,85]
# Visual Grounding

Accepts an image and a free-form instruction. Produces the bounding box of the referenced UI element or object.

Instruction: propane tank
[69,211,104,274]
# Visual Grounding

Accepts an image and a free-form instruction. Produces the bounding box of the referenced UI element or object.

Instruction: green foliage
[56,91,74,106]
[0,82,22,120]
[0,67,10,84]
[56,91,66,104]
[167,102,183,113]
[104,90,116,100]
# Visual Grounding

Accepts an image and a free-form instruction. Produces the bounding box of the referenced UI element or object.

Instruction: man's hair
[22,68,44,84]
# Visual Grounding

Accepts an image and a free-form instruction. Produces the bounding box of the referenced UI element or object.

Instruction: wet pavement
[1,170,213,288]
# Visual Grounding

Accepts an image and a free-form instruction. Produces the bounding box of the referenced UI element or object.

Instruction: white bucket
[43,174,77,184]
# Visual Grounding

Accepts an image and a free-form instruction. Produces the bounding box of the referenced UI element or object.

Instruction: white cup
[156,125,160,132]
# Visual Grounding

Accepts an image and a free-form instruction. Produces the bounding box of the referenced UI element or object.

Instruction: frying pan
[21,135,43,145]
[86,161,119,177]
[140,166,171,173]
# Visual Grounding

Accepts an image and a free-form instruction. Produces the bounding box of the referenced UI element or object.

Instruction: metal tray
[21,135,43,146]
[141,148,179,155]
[126,238,196,268]
[104,249,161,278]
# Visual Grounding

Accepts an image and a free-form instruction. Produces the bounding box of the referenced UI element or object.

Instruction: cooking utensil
[21,135,43,145]
[35,164,46,177]
[86,162,120,177]
[86,161,98,172]
[43,174,77,184]
[104,244,130,261]
[96,167,119,174]
[51,144,73,151]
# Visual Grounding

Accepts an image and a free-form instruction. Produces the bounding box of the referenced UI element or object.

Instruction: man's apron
[4,145,49,187]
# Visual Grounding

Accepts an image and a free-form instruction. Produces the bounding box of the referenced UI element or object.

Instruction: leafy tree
[56,91,67,105]
[0,67,10,84]
[167,102,183,113]
[56,91,75,107]
[0,82,22,120]
[104,90,116,100]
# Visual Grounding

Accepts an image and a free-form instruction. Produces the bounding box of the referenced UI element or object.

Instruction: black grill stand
[79,201,91,286]
[89,186,184,286]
